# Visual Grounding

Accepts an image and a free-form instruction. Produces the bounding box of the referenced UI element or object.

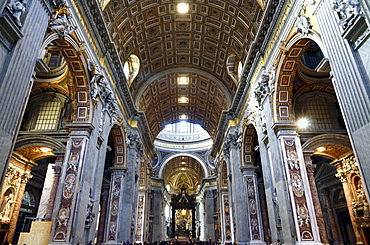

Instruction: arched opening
[0,31,92,244]
[124,54,140,87]
[302,133,370,244]
[242,124,270,243]
[96,124,126,244]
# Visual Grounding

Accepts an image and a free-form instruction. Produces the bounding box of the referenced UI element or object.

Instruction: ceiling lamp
[178,76,189,85]
[40,147,52,152]
[317,146,326,152]
[177,3,189,13]
[178,97,189,103]
[297,118,309,129]
[180,114,188,119]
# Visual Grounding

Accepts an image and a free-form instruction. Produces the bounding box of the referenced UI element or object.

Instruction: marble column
[304,155,329,244]
[105,166,127,243]
[335,159,363,244]
[322,191,342,245]
[7,171,32,243]
[97,184,109,244]
[51,125,93,244]
[241,165,265,245]
[117,128,143,241]
[0,0,51,187]
[258,180,271,244]
[220,191,233,243]
[203,185,217,241]
[277,133,321,244]
[223,127,250,245]
[150,188,164,242]
[314,0,370,198]
[45,155,63,220]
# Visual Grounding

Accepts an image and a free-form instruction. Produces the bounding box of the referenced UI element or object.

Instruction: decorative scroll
[246,177,261,240]
[135,195,145,241]
[222,194,232,242]
[53,139,85,242]
[282,138,314,241]
[108,176,122,241]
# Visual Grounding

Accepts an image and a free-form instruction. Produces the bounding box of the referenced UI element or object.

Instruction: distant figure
[275,240,281,245]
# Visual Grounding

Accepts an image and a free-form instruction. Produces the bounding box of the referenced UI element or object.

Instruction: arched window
[301,43,324,69]
[21,92,71,131]
[123,54,140,87]
[294,91,345,130]
[226,53,240,85]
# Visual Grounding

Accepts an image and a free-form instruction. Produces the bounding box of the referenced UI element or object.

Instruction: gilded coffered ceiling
[102,0,266,139]
[161,156,205,194]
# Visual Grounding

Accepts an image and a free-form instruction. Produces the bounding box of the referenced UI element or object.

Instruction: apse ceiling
[161,156,205,194]
[102,0,266,139]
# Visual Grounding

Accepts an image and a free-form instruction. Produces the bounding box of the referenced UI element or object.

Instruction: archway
[302,134,369,244]
[96,124,126,244]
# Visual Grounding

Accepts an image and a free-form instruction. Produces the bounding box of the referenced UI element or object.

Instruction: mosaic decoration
[53,139,85,242]
[246,177,261,240]
[222,194,232,242]
[135,195,145,241]
[108,176,122,241]
[282,138,314,241]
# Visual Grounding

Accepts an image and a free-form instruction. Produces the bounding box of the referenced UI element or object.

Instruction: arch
[38,33,93,123]
[134,67,233,108]
[273,33,328,123]
[157,152,210,178]
[14,135,66,152]
[301,134,352,160]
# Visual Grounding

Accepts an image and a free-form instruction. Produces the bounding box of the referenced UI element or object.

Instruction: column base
[17,221,52,245]
[249,240,266,245]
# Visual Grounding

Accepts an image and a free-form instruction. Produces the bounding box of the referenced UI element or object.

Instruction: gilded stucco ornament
[333,0,363,29]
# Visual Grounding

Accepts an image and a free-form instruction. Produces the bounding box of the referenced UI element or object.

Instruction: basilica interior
[1,0,370,245]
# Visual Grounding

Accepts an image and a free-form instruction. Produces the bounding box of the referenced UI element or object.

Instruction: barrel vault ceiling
[101,0,268,140]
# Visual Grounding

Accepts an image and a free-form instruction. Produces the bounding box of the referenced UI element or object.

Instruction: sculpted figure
[6,0,27,27]
[0,193,15,220]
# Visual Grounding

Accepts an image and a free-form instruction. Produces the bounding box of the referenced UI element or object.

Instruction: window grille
[34,101,61,130]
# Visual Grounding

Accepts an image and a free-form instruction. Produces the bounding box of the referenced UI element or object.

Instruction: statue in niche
[0,192,16,221]
[6,0,27,27]
[85,191,96,227]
